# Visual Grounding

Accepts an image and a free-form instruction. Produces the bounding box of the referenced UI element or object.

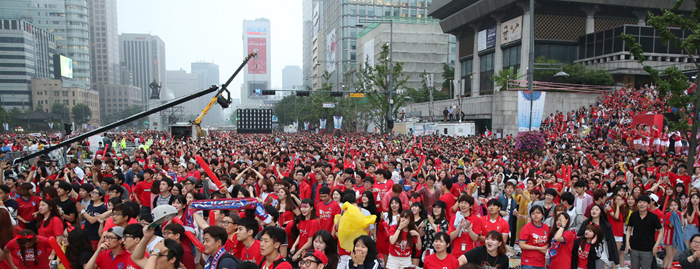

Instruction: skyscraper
[87,0,120,85]
[282,65,303,92]
[0,0,92,85]
[242,18,271,103]
[166,69,200,116]
[320,0,433,87]
[302,0,320,89]
[191,62,221,125]
[118,34,166,104]
[0,19,56,109]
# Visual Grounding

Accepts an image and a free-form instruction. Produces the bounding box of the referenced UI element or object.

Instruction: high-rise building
[118,34,166,104]
[191,62,221,125]
[87,0,120,85]
[320,0,433,88]
[0,0,91,85]
[0,19,56,109]
[32,78,100,126]
[166,69,200,116]
[282,65,302,96]
[242,18,271,103]
[96,84,141,121]
[302,0,321,89]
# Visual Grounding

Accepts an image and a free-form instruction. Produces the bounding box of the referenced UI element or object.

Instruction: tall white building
[282,65,302,97]
[191,62,221,125]
[0,19,56,109]
[166,69,200,116]
[242,18,271,104]
[118,34,166,104]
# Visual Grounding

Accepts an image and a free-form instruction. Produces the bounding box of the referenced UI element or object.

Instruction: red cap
[304,250,328,267]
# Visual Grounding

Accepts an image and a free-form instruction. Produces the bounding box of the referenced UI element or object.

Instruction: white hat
[148,205,178,229]
[649,193,659,203]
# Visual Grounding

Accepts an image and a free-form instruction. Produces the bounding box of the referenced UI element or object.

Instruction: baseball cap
[108,227,124,238]
[649,194,659,204]
[303,250,328,267]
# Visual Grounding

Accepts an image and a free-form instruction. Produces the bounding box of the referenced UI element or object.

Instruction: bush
[515,131,547,154]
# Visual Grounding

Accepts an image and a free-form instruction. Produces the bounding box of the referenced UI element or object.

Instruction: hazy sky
[117,0,303,98]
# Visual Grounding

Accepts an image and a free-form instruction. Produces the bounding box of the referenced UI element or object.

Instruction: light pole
[528,63,569,130]
[527,0,535,130]
[357,18,393,135]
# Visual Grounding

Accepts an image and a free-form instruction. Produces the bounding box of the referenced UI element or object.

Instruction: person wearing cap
[85,227,132,269]
[299,250,327,269]
[182,176,198,193]
[626,195,664,269]
[69,158,86,183]
[125,161,143,187]
[77,186,107,249]
[316,186,341,233]
[185,159,201,181]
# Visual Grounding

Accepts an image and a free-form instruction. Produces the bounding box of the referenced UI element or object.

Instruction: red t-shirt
[577,242,592,268]
[448,213,482,257]
[16,196,40,229]
[38,216,64,238]
[388,225,418,257]
[316,201,341,233]
[519,222,550,267]
[439,193,456,221]
[374,180,394,211]
[133,180,154,208]
[238,240,263,264]
[550,230,576,269]
[607,208,625,237]
[95,248,133,269]
[450,183,469,198]
[299,181,312,200]
[480,216,510,237]
[4,236,52,269]
[423,253,459,269]
[297,219,320,248]
[261,254,292,269]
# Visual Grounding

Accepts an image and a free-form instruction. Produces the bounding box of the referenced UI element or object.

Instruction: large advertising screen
[59,55,73,78]
[248,38,267,74]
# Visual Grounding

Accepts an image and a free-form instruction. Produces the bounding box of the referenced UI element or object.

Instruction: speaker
[237,109,273,133]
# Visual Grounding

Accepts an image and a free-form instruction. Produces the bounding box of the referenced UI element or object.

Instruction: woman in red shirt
[424,232,459,269]
[3,230,52,269]
[386,210,421,269]
[519,205,550,269]
[547,212,576,269]
[35,198,65,243]
[663,199,681,269]
[606,194,627,267]
[289,199,320,261]
[571,224,603,269]
[0,206,21,269]
[16,183,40,229]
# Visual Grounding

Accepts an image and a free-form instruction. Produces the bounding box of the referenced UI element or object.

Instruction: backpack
[216,253,241,269]
[257,256,289,269]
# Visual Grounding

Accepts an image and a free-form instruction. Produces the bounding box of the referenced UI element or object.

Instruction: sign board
[350,93,365,98]
[501,16,523,44]
[477,26,497,51]
[247,38,267,74]
[323,103,335,108]
[59,55,73,79]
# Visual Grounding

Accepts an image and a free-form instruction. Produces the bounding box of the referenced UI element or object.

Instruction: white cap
[649,193,659,203]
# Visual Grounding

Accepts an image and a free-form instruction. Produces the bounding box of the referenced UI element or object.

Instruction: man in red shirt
[316,187,341,232]
[372,169,394,212]
[85,227,132,269]
[450,172,469,197]
[259,227,293,269]
[480,199,510,243]
[448,194,482,257]
[236,218,263,263]
[439,180,456,220]
[133,169,154,214]
[295,170,312,200]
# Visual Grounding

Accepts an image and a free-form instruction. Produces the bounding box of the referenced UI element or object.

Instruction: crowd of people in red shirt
[1,83,700,269]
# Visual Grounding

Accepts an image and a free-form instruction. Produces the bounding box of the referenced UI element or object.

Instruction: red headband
[16,234,34,240]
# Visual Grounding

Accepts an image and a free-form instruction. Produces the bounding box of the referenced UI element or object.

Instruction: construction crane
[191,87,227,138]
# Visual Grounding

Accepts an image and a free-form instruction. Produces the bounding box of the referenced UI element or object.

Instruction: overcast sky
[117,0,302,98]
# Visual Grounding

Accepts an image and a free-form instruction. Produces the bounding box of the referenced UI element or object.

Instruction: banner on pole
[320,119,327,129]
[48,122,53,129]
[518,91,546,132]
[304,122,309,130]
[333,116,343,130]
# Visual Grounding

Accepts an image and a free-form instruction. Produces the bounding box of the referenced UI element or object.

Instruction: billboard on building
[313,3,321,33]
[248,38,267,74]
[326,29,336,73]
[249,81,268,98]
[478,26,497,51]
[363,38,375,67]
[501,16,523,44]
[59,55,73,79]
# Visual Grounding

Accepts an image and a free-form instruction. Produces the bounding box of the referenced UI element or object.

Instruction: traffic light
[262,90,275,95]
[296,91,310,97]
[387,118,394,129]
[330,91,343,97]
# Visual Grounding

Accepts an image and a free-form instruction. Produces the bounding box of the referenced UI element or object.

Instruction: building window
[461,59,473,97]
[480,53,494,95]
[62,91,68,96]
[503,45,521,71]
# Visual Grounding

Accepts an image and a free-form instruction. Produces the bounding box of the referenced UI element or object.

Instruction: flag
[320,119,327,129]
[333,116,343,129]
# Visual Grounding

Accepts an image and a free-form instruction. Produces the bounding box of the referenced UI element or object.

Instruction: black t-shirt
[628,210,663,251]
[462,246,509,269]
[55,197,78,218]
[77,250,92,269]
[3,198,18,217]
[84,203,108,240]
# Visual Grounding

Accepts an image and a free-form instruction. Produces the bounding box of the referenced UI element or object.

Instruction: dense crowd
[2,84,700,269]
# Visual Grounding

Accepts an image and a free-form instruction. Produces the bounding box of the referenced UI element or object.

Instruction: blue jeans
[521,266,545,269]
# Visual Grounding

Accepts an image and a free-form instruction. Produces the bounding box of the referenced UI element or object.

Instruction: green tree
[406,70,452,103]
[72,104,92,124]
[491,67,518,90]
[441,63,455,94]
[35,102,44,112]
[354,44,411,133]
[532,56,614,86]
[51,103,70,123]
[621,0,700,165]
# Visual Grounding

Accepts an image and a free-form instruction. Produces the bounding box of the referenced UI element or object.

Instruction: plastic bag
[334,202,377,251]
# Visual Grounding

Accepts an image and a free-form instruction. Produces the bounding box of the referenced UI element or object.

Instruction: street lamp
[357,18,394,136]
[528,63,569,130]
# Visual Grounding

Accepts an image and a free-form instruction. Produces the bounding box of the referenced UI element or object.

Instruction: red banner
[248,37,267,74]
